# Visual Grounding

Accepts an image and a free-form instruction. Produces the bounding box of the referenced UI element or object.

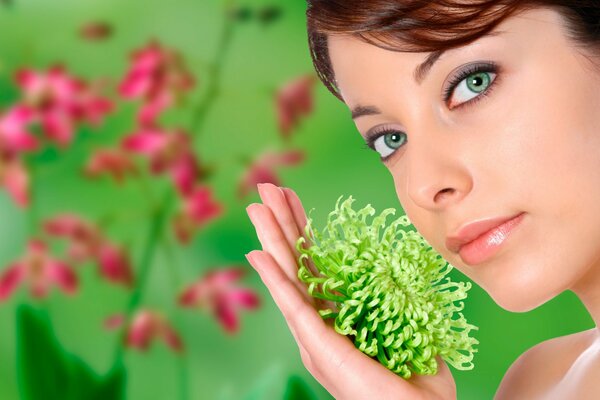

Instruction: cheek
[389,64,600,313]
[472,72,600,311]
[391,173,449,256]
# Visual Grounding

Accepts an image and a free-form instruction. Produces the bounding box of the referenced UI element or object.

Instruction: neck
[570,260,600,336]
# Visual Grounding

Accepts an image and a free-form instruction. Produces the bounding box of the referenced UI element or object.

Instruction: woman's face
[327,7,600,312]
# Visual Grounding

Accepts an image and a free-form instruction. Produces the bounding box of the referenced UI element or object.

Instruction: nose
[403,129,473,212]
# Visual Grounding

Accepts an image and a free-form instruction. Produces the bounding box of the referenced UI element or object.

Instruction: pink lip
[445,212,526,265]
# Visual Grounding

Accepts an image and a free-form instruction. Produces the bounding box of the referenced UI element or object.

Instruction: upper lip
[445,212,524,254]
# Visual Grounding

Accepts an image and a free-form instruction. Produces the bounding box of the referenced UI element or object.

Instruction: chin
[485,282,559,313]
[492,294,541,313]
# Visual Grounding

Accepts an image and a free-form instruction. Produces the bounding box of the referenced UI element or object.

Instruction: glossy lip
[445,212,526,254]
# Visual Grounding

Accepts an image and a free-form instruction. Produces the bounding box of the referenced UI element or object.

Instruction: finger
[280,186,309,245]
[281,187,339,313]
[246,253,425,400]
[280,186,319,274]
[245,249,326,348]
[246,204,313,302]
[257,183,303,261]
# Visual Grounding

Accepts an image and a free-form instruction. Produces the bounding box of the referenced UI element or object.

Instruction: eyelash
[363,61,501,163]
[443,61,500,106]
[362,127,404,163]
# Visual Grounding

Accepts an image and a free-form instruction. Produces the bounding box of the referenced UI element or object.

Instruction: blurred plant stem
[189,0,237,134]
[112,188,174,363]
[110,4,241,399]
[162,233,189,400]
[27,163,37,236]
[137,168,158,208]
[162,231,182,293]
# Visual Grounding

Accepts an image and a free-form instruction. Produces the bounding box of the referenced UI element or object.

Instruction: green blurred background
[0,0,594,399]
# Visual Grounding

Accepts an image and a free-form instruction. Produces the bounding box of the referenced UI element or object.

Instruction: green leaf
[283,374,318,400]
[16,304,126,400]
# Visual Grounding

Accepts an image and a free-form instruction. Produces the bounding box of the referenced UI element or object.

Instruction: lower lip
[458,213,526,266]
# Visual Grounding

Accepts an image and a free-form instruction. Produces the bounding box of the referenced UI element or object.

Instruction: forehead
[326,7,564,106]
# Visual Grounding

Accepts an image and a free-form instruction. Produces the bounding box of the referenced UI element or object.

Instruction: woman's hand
[245,183,457,400]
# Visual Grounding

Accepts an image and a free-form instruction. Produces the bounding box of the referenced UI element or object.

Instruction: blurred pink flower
[0,146,29,207]
[237,149,305,199]
[121,128,199,195]
[14,66,113,147]
[76,82,114,125]
[172,185,224,245]
[119,41,195,127]
[43,213,134,286]
[79,21,113,41]
[0,239,77,300]
[178,267,260,334]
[84,147,139,183]
[105,310,183,353]
[0,105,38,152]
[95,242,134,287]
[275,74,316,138]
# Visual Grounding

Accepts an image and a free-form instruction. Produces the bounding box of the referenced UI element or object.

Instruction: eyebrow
[350,51,445,119]
[351,30,506,119]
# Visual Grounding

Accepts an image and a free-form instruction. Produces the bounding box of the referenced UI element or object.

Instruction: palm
[246,183,456,400]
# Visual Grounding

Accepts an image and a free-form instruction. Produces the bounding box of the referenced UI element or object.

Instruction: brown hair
[306,1,600,101]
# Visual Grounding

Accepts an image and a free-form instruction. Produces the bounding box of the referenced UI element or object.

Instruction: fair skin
[247,7,600,400]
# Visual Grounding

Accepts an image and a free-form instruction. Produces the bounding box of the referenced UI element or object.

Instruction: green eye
[372,130,407,160]
[466,72,491,93]
[452,71,495,105]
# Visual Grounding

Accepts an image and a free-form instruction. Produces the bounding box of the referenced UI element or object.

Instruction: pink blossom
[179,267,260,334]
[172,185,224,244]
[79,21,113,41]
[119,41,195,127]
[275,74,316,138]
[43,213,134,287]
[96,243,134,287]
[0,107,35,208]
[105,310,183,353]
[84,147,138,184]
[76,82,114,126]
[0,239,77,300]
[237,149,305,199]
[121,128,199,195]
[0,146,29,207]
[0,105,38,152]
[15,66,113,147]
[44,213,100,260]
[103,313,125,330]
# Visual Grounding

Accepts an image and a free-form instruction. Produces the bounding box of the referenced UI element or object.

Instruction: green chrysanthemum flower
[295,195,479,379]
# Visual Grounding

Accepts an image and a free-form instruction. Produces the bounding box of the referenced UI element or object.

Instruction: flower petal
[45,260,78,294]
[226,288,260,309]
[161,323,184,352]
[169,153,198,196]
[121,129,168,155]
[0,105,38,152]
[41,110,74,148]
[104,313,126,330]
[215,301,239,334]
[137,92,172,127]
[0,263,25,301]
[127,311,155,350]
[96,243,134,287]
[178,283,201,306]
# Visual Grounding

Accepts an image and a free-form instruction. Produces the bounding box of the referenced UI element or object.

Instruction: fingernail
[245,250,260,266]
[246,203,260,220]
[257,184,268,200]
